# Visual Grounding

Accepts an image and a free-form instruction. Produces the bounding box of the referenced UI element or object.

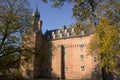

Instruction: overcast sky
[29,0,76,33]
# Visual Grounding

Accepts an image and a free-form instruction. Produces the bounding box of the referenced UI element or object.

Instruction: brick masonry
[51,34,100,79]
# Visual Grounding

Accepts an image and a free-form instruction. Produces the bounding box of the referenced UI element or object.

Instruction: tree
[89,16,120,80]
[45,0,119,24]
[0,0,31,79]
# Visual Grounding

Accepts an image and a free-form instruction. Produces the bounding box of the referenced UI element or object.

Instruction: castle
[20,8,101,80]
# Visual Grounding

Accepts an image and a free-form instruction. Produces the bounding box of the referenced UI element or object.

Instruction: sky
[29,0,76,33]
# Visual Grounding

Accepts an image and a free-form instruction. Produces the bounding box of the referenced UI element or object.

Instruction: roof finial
[36,0,38,13]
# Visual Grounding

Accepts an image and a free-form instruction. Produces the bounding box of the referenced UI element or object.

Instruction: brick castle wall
[51,34,100,79]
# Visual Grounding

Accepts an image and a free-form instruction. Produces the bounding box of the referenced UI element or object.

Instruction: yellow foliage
[89,16,120,72]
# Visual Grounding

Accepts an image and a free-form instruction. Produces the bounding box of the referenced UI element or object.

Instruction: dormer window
[58,30,61,34]
[82,31,85,35]
[72,28,74,33]
[53,34,56,39]
[60,33,63,38]
[65,29,68,33]
[67,33,70,37]
[52,32,54,35]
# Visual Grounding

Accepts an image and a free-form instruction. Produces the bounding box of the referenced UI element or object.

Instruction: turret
[32,5,42,33]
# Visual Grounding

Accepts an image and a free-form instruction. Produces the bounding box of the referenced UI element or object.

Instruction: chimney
[38,20,43,32]
[61,25,66,31]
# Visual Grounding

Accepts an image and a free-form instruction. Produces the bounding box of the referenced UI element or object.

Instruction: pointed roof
[36,0,38,13]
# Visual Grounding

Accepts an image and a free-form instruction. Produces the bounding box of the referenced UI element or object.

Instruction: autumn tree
[0,0,32,79]
[45,0,119,23]
[89,16,120,80]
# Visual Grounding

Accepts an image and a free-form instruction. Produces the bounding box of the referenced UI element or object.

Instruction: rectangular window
[65,67,68,72]
[94,57,97,62]
[81,66,84,71]
[95,65,99,72]
[80,44,84,48]
[80,55,84,61]
[80,55,84,58]
[95,67,97,72]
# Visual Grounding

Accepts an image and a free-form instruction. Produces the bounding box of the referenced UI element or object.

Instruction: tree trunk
[102,67,114,80]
